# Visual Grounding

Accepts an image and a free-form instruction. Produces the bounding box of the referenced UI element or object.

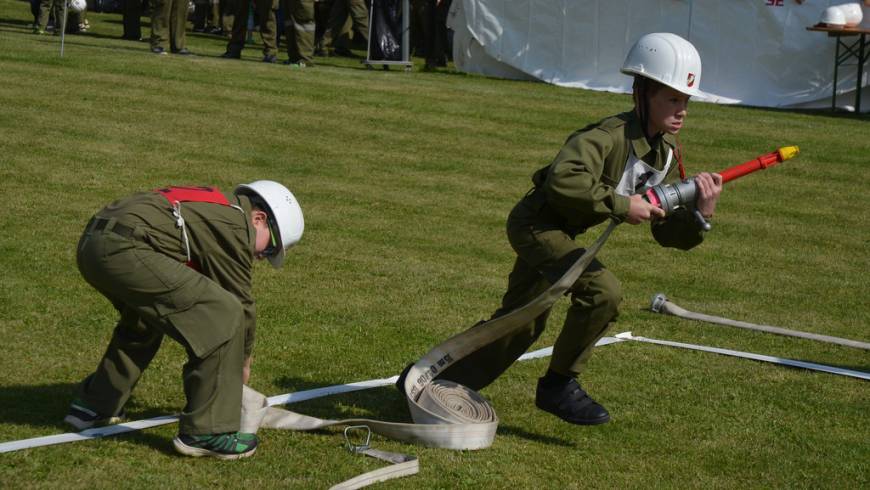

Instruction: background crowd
[26,0,453,68]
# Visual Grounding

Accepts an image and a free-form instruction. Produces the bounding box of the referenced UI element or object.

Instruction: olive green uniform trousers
[438,212,621,390]
[282,0,315,63]
[150,0,189,51]
[227,0,278,56]
[76,217,246,435]
[322,0,367,51]
[36,0,64,32]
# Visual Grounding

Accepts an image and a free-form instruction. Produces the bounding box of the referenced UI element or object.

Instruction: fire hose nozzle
[644,146,800,227]
[777,146,799,162]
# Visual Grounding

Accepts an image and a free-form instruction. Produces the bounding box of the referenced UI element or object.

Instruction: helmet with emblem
[621,32,702,97]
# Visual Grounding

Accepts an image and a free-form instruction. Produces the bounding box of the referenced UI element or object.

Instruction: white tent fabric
[449,0,870,112]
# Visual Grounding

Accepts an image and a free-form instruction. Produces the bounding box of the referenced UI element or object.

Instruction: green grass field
[1,1,868,487]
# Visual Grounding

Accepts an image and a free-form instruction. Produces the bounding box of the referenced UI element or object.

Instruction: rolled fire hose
[239,221,619,488]
[650,293,870,350]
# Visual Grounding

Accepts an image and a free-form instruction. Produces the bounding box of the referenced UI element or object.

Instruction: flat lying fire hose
[615,332,870,381]
[650,293,870,350]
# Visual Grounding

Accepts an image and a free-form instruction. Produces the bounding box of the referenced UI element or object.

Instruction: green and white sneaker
[173,432,258,460]
[64,399,125,430]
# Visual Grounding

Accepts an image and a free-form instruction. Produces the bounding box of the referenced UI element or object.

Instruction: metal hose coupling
[650,293,669,313]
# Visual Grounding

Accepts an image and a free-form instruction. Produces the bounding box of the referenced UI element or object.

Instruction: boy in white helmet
[435,33,723,425]
[66,181,303,459]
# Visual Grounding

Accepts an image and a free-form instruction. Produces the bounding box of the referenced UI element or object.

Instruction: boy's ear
[251,209,268,225]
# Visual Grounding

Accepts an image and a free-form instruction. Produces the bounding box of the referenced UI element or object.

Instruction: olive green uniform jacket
[439,111,706,389]
[75,189,258,434]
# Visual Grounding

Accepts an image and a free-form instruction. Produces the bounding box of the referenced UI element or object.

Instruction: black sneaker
[262,54,277,63]
[151,46,168,55]
[173,432,258,460]
[221,50,241,59]
[535,377,610,425]
[64,399,125,430]
[172,48,192,55]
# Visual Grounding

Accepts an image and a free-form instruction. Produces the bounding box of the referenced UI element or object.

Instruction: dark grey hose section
[650,293,870,350]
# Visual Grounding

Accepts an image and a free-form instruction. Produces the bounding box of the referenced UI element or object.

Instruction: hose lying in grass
[650,293,870,350]
[614,332,870,381]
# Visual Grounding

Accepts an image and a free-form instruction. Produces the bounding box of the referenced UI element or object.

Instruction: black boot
[535,373,610,425]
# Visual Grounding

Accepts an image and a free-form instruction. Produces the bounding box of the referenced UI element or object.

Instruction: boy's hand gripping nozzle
[643,146,800,230]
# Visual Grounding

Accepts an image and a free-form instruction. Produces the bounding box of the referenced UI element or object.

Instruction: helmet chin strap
[633,76,654,140]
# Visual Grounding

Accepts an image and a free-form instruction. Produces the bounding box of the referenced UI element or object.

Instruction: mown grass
[1,1,868,488]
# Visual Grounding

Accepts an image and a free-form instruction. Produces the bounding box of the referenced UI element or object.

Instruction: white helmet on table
[819,6,847,27]
[839,4,863,27]
[621,32,702,97]
[235,180,304,269]
[68,0,87,13]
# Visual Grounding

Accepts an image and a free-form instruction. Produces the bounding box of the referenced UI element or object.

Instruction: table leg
[833,37,841,110]
[855,34,866,113]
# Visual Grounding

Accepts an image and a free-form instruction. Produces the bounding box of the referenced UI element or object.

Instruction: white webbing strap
[329,448,419,490]
[2,333,865,490]
[615,332,870,381]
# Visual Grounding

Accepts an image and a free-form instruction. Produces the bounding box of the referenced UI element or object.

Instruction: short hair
[247,195,270,217]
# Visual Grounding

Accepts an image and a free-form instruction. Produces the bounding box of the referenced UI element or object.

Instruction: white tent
[449,0,870,112]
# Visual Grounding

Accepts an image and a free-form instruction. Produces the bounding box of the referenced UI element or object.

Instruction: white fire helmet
[820,6,847,27]
[840,3,870,27]
[621,32,702,97]
[838,4,862,27]
[68,0,87,13]
[235,180,304,268]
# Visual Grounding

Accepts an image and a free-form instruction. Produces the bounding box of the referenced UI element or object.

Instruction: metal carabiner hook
[343,425,372,454]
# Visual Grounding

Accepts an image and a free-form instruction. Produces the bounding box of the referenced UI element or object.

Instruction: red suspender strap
[675,140,686,180]
[154,186,230,206]
[153,186,232,271]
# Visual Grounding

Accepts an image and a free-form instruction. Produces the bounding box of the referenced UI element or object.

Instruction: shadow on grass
[273,376,411,423]
[789,358,870,376]
[496,423,575,447]
[0,381,180,454]
[0,382,182,427]
[0,382,82,429]
[0,17,34,29]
